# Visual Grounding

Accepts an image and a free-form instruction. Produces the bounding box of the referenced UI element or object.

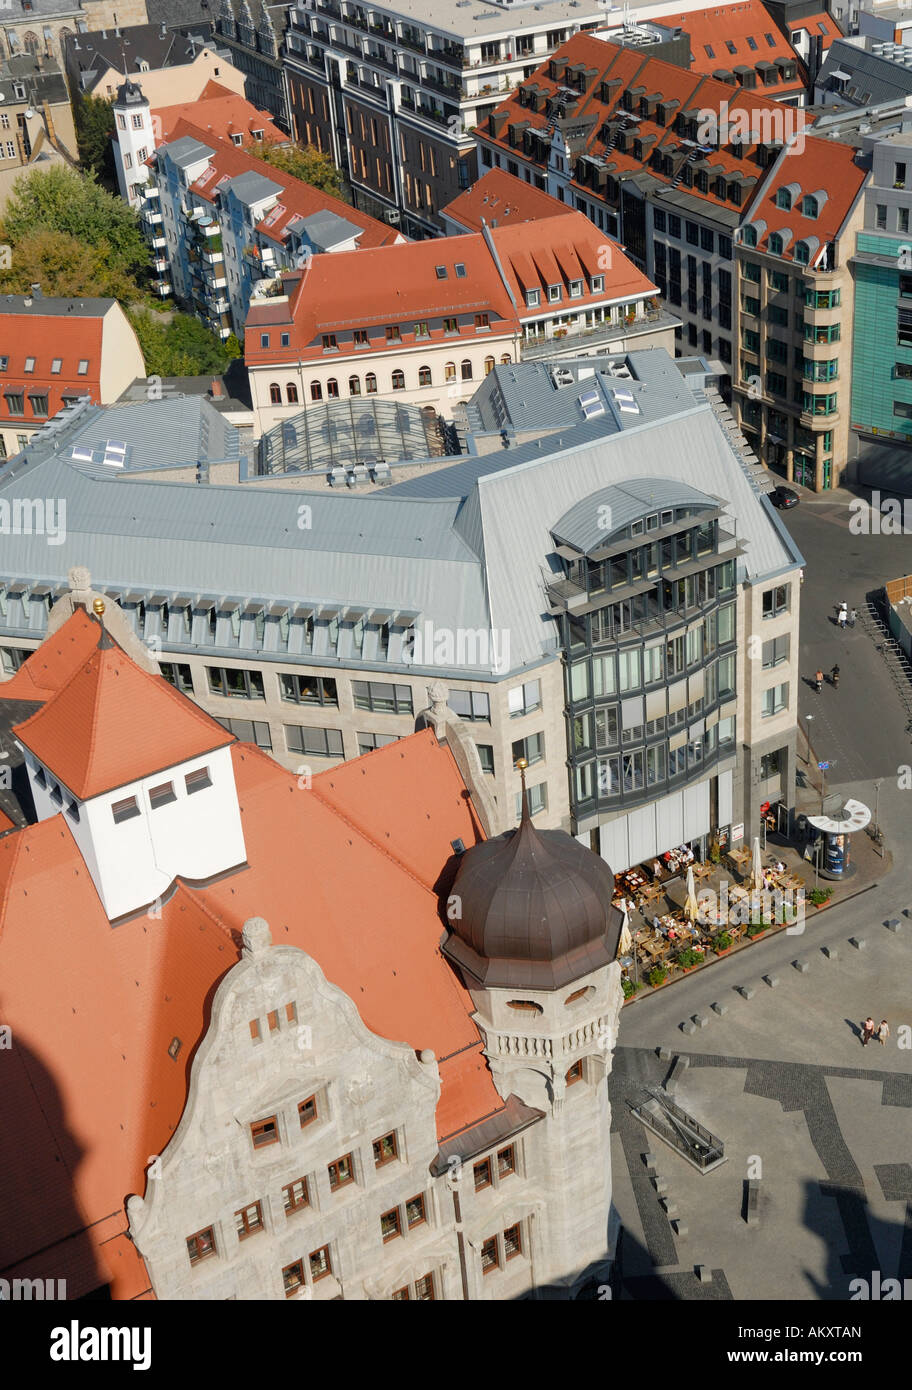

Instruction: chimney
[161,22,167,38]
[30,283,42,298]
[210,378,224,398]
[490,110,509,139]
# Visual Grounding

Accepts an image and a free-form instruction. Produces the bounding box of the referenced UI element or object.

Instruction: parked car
[770,486,799,509]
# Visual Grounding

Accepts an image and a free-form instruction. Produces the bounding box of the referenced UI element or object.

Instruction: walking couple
[861,1017,889,1047]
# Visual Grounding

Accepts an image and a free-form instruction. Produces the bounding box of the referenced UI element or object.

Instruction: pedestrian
[877,1019,890,1047]
[838,603,847,630]
[862,1016,876,1046]
[849,608,857,628]
[815,667,823,692]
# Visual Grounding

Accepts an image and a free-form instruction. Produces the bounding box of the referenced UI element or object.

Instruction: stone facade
[127,915,622,1299]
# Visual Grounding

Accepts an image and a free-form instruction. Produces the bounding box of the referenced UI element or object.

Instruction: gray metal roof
[59,397,242,474]
[0,294,114,318]
[228,170,284,206]
[298,210,364,250]
[164,134,216,167]
[0,349,801,678]
[551,478,718,554]
[817,39,912,107]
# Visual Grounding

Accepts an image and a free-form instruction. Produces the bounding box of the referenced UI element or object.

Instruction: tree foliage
[0,228,138,300]
[128,308,233,377]
[3,165,148,280]
[75,94,117,186]
[250,140,349,201]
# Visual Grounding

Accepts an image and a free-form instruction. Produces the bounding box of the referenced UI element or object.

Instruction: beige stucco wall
[92,49,246,106]
[99,302,147,403]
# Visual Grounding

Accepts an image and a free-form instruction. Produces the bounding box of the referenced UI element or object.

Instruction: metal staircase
[860,596,912,727]
[700,385,776,496]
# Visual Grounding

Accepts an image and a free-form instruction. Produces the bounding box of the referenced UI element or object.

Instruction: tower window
[111,794,140,824]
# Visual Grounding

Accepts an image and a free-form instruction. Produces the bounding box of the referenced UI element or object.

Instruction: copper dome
[442,786,623,990]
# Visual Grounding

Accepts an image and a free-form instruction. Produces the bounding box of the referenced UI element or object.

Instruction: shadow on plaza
[800,1180,912,1301]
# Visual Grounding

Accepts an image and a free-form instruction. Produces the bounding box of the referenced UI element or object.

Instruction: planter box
[714,947,731,956]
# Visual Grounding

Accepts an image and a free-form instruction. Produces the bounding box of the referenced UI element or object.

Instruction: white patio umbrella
[750,835,763,894]
[619,920,633,954]
[684,864,699,922]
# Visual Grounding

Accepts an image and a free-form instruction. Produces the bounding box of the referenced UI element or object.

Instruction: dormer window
[768,232,783,256]
[591,275,604,293]
[801,196,818,219]
[776,187,792,210]
[547,284,561,303]
[793,241,810,265]
[740,225,757,247]
[526,288,540,308]
[569,279,583,298]
[112,794,141,824]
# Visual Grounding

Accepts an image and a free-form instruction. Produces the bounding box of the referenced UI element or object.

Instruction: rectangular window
[328,1153,354,1189]
[283,1177,309,1214]
[762,583,790,619]
[507,679,541,718]
[357,732,399,754]
[512,732,544,766]
[279,673,338,706]
[504,1223,523,1259]
[381,1207,402,1242]
[160,661,193,692]
[474,1158,493,1190]
[477,743,495,775]
[251,1116,279,1149]
[207,666,265,700]
[184,767,212,794]
[352,680,413,714]
[448,688,490,721]
[895,399,912,418]
[111,795,140,824]
[298,1095,318,1128]
[762,634,790,668]
[50,358,62,374]
[321,334,338,351]
[235,1201,264,1239]
[285,725,343,758]
[497,1145,516,1178]
[481,1236,500,1273]
[515,782,547,817]
[406,1193,427,1228]
[373,1132,398,1167]
[149,780,176,809]
[761,682,788,717]
[186,1227,216,1264]
[283,1259,306,1296]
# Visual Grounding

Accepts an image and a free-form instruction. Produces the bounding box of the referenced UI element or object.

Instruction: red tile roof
[0,614,521,1299]
[13,635,234,799]
[442,168,572,232]
[159,120,400,253]
[651,1,808,95]
[788,11,841,52]
[0,312,105,426]
[0,608,101,702]
[746,136,866,264]
[152,87,286,150]
[245,209,655,364]
[482,32,813,220]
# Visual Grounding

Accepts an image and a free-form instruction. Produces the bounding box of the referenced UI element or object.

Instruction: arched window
[365,372,377,394]
[418,364,431,386]
[767,232,783,256]
[310,381,323,402]
[23,31,40,56]
[801,195,818,219]
[507,999,543,1014]
[740,224,757,248]
[349,374,361,395]
[391,369,405,390]
[775,187,792,210]
[793,241,810,265]
[460,359,473,381]
[286,382,298,404]
[501,353,511,364]
[445,361,456,382]
[484,356,495,375]
[327,378,339,398]
[269,382,281,404]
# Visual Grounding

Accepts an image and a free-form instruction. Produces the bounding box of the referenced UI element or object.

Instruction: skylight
[455,263,467,277]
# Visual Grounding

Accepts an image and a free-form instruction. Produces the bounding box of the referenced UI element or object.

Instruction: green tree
[75,93,117,186]
[129,308,232,377]
[0,228,136,300]
[251,140,349,201]
[3,165,148,281]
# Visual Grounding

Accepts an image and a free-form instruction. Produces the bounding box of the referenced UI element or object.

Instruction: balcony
[421,68,463,97]
[142,206,163,225]
[316,0,341,16]
[362,45,397,73]
[152,254,168,272]
[398,29,426,54]
[151,276,172,296]
[149,233,167,249]
[142,182,160,199]
[545,576,589,614]
[521,307,677,359]
[202,246,224,264]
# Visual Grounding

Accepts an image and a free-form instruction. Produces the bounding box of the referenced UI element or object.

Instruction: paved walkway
[610,883,912,1300]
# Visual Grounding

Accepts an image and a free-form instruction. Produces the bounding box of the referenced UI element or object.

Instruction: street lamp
[874,778,884,859]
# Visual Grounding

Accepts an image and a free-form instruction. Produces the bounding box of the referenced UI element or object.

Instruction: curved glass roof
[256,398,447,476]
[551,478,718,554]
